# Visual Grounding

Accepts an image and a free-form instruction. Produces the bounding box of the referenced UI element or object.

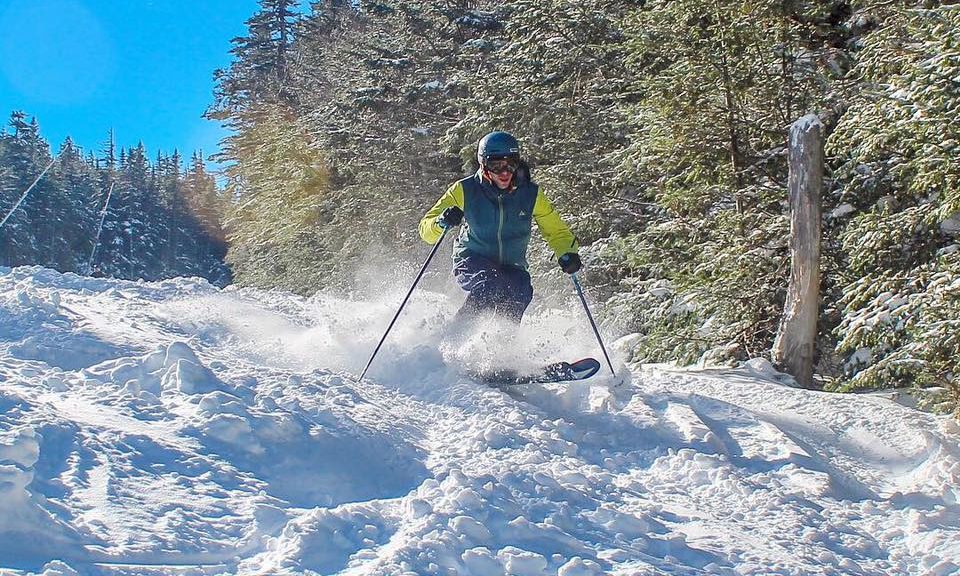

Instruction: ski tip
[571,357,601,369]
[568,357,602,380]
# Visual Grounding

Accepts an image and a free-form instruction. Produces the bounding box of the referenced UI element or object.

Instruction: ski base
[476,357,601,386]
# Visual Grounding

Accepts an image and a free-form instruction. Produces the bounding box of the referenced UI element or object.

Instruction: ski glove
[437,206,464,230]
[558,252,582,274]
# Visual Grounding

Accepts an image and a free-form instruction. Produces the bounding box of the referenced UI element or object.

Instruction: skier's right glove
[436,206,464,230]
[558,252,582,274]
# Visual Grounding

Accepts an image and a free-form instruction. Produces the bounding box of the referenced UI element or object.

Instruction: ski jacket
[419,168,578,270]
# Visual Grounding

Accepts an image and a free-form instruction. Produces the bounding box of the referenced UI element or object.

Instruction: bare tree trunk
[773,114,823,388]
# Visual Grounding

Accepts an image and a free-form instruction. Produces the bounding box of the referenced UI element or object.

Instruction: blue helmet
[477,131,520,165]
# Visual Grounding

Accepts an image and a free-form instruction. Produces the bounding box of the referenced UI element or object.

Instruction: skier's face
[489,169,513,189]
[484,157,517,190]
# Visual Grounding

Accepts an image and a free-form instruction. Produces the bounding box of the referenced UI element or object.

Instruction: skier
[419,131,581,325]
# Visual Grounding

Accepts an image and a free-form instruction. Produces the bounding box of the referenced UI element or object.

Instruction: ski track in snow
[1,265,959,576]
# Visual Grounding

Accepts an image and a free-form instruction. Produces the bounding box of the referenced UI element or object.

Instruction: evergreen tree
[297,1,508,287]
[97,145,138,278]
[0,111,229,285]
[182,151,230,283]
[51,137,100,271]
[592,0,848,365]
[217,1,509,290]
[827,2,960,413]
[209,0,300,120]
[457,0,639,238]
[221,104,329,293]
[0,112,54,266]
[195,1,959,412]
[156,150,184,273]
[88,131,119,275]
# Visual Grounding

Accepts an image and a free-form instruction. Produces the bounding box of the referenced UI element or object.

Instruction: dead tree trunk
[773,114,823,388]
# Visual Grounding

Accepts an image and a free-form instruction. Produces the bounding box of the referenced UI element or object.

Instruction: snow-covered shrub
[827,3,960,414]
[593,211,791,366]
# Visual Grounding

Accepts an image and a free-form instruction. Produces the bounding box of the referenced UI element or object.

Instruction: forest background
[2,0,958,414]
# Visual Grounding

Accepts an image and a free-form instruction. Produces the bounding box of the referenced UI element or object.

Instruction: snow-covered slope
[1,266,958,576]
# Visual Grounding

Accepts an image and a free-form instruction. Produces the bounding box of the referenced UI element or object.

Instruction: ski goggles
[484,157,518,175]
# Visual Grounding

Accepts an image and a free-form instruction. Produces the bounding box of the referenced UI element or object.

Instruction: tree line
[0,111,230,285]
[210,0,958,412]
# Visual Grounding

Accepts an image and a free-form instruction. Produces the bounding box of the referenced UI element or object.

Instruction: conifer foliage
[596,0,848,365]
[213,1,958,413]
[827,3,960,410]
[0,113,230,284]
[3,0,955,413]
[214,0,509,290]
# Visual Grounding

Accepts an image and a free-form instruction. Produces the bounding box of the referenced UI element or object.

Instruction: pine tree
[155,150,183,274]
[209,0,300,120]
[52,137,100,271]
[217,1,507,291]
[221,104,329,293]
[182,151,229,283]
[198,0,958,414]
[94,143,161,279]
[0,111,229,284]
[88,131,119,276]
[458,0,639,237]
[0,112,54,266]
[827,2,960,413]
[594,0,848,365]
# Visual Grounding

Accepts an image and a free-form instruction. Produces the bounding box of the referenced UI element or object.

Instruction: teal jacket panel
[455,171,539,269]
[419,169,579,270]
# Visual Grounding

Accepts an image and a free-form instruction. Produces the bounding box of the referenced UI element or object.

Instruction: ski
[476,357,601,386]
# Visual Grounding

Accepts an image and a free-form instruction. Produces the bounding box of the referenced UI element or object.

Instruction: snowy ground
[1,266,959,576]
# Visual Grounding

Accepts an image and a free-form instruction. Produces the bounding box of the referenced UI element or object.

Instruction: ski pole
[359,228,449,380]
[571,272,616,376]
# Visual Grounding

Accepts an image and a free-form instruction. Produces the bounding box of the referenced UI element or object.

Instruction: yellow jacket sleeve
[419,182,466,245]
[533,188,579,258]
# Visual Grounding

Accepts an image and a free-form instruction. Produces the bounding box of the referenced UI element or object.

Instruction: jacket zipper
[497,194,505,263]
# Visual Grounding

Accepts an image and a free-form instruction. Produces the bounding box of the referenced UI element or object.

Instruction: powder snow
[1,266,958,576]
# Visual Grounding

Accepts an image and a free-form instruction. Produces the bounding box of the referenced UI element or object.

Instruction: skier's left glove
[436,206,464,230]
[558,252,582,274]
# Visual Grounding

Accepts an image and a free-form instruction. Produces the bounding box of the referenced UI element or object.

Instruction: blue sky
[0,0,262,166]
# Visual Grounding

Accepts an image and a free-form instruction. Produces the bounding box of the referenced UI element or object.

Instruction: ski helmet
[477,131,520,165]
